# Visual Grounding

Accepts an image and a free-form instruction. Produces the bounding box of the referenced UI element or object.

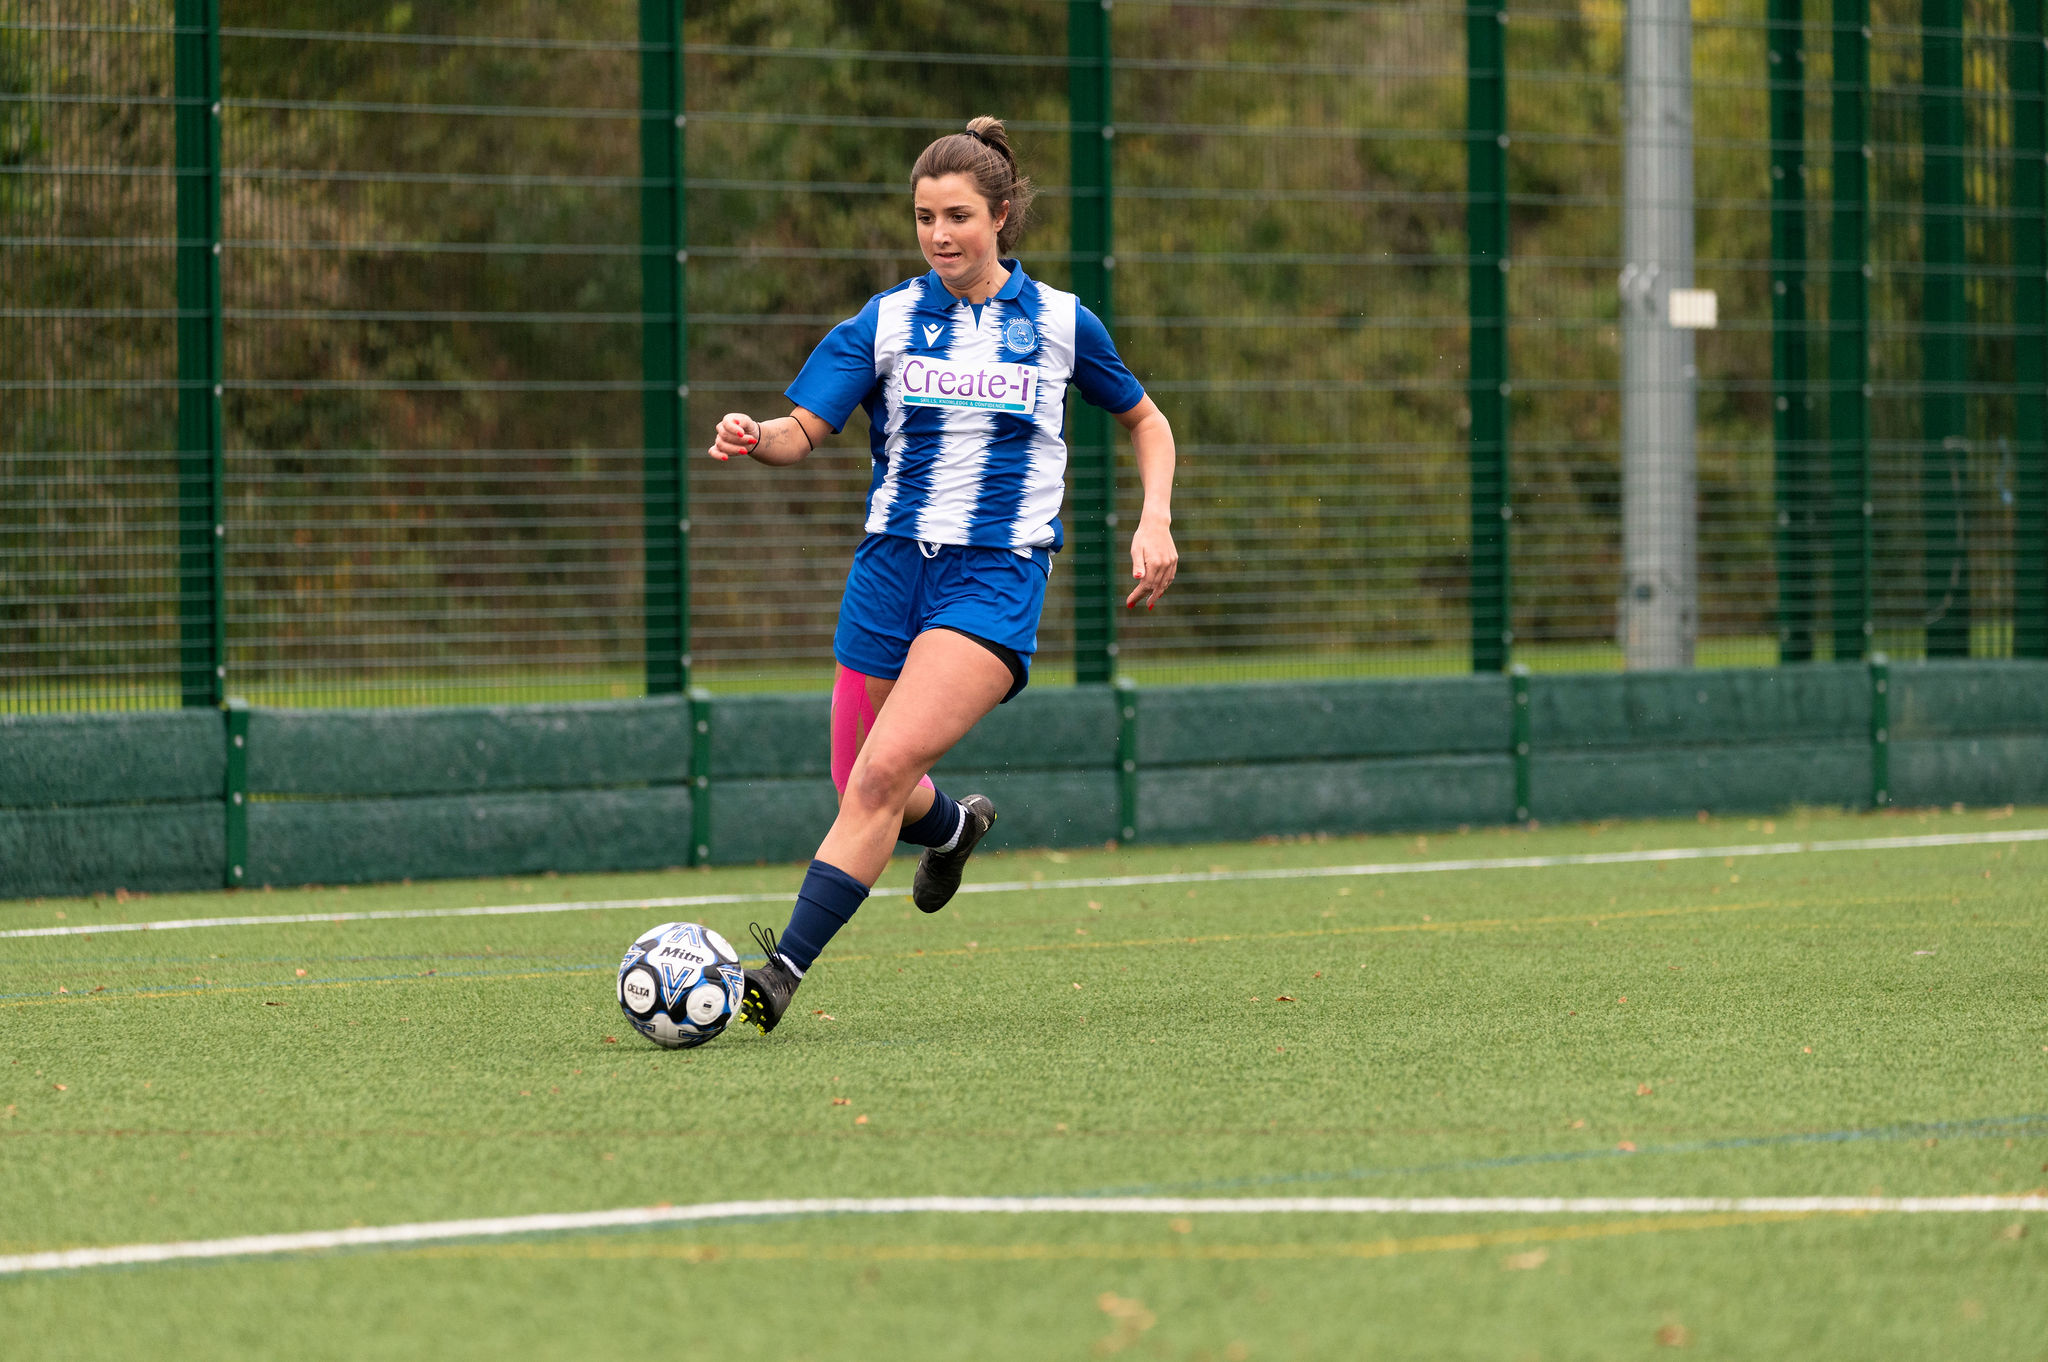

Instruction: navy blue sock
[775,859,870,974]
[898,786,963,849]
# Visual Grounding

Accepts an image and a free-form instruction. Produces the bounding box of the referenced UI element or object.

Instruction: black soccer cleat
[911,793,996,914]
[739,923,801,1034]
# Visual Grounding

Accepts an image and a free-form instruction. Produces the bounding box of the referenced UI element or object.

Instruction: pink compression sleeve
[830,664,933,796]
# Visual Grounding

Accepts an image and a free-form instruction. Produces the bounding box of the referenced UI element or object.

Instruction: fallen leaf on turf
[1617,996,1628,1004]
[1095,1293,1156,1355]
[295,969,307,977]
[814,1013,835,1021]
[1312,971,1322,978]
[51,1084,65,1091]
[1637,1083,1654,1096]
[603,1036,618,1044]
[1501,1248,1548,1270]
[1571,1119,1587,1130]
[1998,1223,2027,1240]
[854,1114,868,1125]
[1073,982,1084,990]
[1276,995,1297,1002]
[55,988,67,995]
[832,1097,851,1106]
[1656,1323,1691,1347]
[264,1001,284,1008]
[1617,1141,1637,1152]
[90,986,104,994]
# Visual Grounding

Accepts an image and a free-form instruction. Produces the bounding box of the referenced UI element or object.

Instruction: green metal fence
[4,0,2045,711]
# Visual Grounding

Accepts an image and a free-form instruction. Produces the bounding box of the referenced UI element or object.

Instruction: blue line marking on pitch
[0,951,774,1002]
[1077,1114,2048,1198]
[0,961,614,1003]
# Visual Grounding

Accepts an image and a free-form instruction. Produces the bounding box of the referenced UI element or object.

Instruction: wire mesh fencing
[3,0,2045,710]
[3,3,183,710]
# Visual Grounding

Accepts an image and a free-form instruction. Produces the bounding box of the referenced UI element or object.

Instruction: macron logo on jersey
[921,323,944,346]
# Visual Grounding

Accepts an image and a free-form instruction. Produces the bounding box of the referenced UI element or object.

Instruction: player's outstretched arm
[707,407,833,466]
[1117,395,1178,610]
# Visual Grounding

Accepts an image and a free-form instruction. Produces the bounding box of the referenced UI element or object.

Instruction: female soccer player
[706,117,1178,1033]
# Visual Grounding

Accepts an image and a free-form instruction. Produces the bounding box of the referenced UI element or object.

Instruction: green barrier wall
[4,663,2045,899]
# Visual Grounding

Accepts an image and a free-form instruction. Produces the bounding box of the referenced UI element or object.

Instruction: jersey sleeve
[785,296,882,432]
[1070,303,1147,415]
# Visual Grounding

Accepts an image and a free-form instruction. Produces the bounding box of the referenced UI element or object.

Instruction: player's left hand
[1126,517,1178,610]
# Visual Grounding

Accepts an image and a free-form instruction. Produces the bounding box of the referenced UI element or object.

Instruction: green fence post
[1868,653,1890,806]
[641,0,689,695]
[1828,0,1872,660]
[1510,664,1531,822]
[1922,0,1970,657]
[174,0,224,707]
[223,699,248,887]
[1069,0,1117,684]
[1770,0,1816,662]
[1467,0,1513,673]
[2014,3,2047,658]
[1114,677,1138,843]
[689,688,712,865]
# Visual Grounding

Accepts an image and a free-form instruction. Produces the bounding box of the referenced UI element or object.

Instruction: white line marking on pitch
[6,827,2045,941]
[3,1194,2043,1275]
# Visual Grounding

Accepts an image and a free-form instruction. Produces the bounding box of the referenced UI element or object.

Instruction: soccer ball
[616,921,743,1049]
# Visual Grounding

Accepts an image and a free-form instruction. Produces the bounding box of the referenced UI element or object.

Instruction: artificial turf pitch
[3,805,2046,1359]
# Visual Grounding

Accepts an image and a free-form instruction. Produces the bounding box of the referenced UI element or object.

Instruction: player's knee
[846,747,919,814]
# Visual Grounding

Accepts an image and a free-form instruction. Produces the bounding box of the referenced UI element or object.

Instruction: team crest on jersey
[1003,317,1036,354]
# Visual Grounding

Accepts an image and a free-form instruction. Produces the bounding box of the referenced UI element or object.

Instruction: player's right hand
[708,413,761,462]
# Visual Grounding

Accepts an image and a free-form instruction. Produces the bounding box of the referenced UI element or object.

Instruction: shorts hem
[832,644,905,682]
[931,626,1030,703]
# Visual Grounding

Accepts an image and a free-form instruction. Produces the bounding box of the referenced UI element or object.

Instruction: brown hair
[910,116,1036,256]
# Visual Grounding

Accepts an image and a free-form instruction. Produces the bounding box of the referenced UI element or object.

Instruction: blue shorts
[833,533,1052,702]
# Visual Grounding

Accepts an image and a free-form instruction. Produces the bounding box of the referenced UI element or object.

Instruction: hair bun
[963,116,1016,169]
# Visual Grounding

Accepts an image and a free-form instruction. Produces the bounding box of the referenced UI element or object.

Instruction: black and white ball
[616,921,743,1049]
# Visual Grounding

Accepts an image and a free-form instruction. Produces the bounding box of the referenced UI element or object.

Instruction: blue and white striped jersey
[785,261,1146,551]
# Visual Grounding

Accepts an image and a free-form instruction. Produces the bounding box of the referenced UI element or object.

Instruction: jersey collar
[921,259,1030,310]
